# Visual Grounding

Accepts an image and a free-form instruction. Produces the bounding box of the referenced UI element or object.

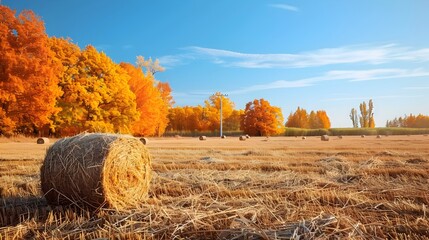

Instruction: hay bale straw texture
[321,135,329,141]
[40,133,152,210]
[199,136,207,141]
[239,135,246,141]
[37,137,49,144]
[139,137,148,145]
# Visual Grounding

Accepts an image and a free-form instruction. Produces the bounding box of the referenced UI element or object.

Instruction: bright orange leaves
[0,6,61,136]
[0,6,172,137]
[286,107,331,129]
[241,99,284,136]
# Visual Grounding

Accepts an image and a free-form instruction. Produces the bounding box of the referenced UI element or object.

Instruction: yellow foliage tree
[50,43,138,135]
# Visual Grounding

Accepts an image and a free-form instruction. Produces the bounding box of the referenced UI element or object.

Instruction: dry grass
[1,135,429,239]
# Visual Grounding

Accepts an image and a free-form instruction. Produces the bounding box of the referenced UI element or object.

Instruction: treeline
[285,127,429,136]
[386,114,429,128]
[0,6,171,137]
[285,107,331,129]
[168,95,285,136]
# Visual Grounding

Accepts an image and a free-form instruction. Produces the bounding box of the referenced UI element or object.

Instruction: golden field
[0,135,428,239]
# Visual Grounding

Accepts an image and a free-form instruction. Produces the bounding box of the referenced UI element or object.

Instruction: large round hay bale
[40,133,152,210]
[361,135,365,138]
[239,135,246,141]
[199,136,207,141]
[376,135,381,139]
[338,135,343,139]
[245,134,250,139]
[139,137,148,145]
[302,136,306,140]
[321,135,329,141]
[37,137,49,144]
[221,135,227,139]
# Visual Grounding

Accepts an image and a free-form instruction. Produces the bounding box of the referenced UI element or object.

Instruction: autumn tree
[386,114,429,128]
[136,56,165,76]
[120,62,170,136]
[50,44,139,135]
[224,109,243,131]
[241,99,284,136]
[316,110,331,129]
[285,107,309,128]
[350,108,358,128]
[204,92,234,132]
[357,99,375,128]
[0,6,61,136]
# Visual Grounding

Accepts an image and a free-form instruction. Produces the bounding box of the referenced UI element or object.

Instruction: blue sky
[4,0,429,127]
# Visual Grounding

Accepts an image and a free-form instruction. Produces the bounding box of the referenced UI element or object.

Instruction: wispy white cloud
[269,3,299,12]
[227,68,429,94]
[158,54,195,68]
[323,95,424,102]
[184,44,429,69]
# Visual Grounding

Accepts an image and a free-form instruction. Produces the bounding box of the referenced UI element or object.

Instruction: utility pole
[219,93,228,137]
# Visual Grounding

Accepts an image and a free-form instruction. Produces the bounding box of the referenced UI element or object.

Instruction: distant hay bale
[302,136,306,140]
[37,137,49,144]
[239,135,246,141]
[245,134,250,139]
[139,137,148,145]
[199,136,207,141]
[361,135,365,138]
[174,135,181,139]
[40,133,152,210]
[338,135,343,139]
[376,135,381,139]
[321,135,329,141]
[221,135,227,139]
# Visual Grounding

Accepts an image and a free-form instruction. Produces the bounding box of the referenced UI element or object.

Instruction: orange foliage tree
[120,62,170,136]
[286,107,331,129]
[241,99,284,136]
[386,114,429,128]
[0,6,61,136]
[50,43,139,135]
[167,93,241,133]
[285,107,309,128]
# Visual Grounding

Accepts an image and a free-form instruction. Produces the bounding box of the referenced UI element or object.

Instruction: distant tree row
[386,114,429,128]
[167,94,285,136]
[0,6,172,137]
[285,107,331,129]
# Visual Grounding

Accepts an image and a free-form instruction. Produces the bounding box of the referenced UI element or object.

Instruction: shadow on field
[0,196,48,227]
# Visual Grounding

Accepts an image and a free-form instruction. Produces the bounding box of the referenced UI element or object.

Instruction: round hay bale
[40,133,152,210]
[376,135,381,139]
[361,135,365,138]
[139,137,148,145]
[239,135,246,141]
[338,135,343,139]
[245,134,250,139]
[321,135,329,141]
[37,137,49,144]
[199,136,207,141]
[221,135,227,139]
[302,136,306,140]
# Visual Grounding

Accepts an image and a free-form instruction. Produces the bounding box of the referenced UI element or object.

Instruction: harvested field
[1,135,429,239]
